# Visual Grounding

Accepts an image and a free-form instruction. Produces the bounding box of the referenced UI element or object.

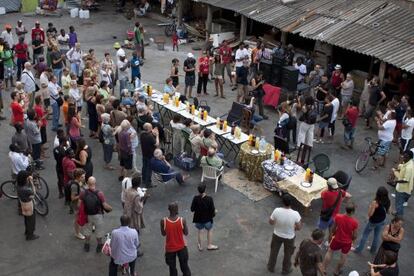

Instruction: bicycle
[1,163,49,200]
[355,137,380,173]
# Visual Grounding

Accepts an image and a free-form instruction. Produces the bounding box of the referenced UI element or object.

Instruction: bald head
[24,62,32,70]
[87,176,96,188]
[207,147,216,157]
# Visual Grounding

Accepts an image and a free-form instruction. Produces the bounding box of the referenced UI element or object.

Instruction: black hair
[345,202,355,214]
[203,128,213,138]
[120,215,130,226]
[17,170,31,187]
[9,144,18,152]
[282,194,292,206]
[131,176,142,188]
[27,109,36,120]
[14,123,23,133]
[375,186,390,210]
[311,229,325,241]
[197,184,206,194]
[100,80,108,88]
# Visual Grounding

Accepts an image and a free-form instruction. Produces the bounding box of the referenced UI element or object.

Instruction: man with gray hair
[200,147,224,169]
[151,149,188,185]
[101,113,115,170]
[20,62,36,107]
[140,123,159,188]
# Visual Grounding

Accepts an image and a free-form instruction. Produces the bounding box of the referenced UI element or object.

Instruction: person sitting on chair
[200,147,224,170]
[150,149,189,184]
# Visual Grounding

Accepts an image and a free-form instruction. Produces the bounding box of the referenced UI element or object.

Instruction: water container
[259,136,267,153]
[0,7,6,15]
[70,8,79,18]
[83,9,90,19]
[79,9,84,18]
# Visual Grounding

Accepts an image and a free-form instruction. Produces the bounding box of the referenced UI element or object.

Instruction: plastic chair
[201,165,224,193]
[329,170,352,191]
[310,153,330,177]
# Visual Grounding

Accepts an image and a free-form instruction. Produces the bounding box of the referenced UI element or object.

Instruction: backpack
[83,189,102,215]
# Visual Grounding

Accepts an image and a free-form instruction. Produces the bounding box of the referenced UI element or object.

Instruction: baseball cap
[335,64,342,70]
[113,42,121,49]
[35,21,40,25]
[348,271,359,276]
[18,20,22,23]
[4,24,12,29]
[327,178,338,189]
[187,52,194,58]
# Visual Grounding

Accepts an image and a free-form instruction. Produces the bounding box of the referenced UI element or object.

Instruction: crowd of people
[1,16,411,276]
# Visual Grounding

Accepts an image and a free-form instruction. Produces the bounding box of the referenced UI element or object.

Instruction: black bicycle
[1,165,49,200]
[355,137,380,173]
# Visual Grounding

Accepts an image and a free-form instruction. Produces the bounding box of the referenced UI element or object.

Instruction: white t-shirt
[401,117,414,140]
[278,113,289,125]
[117,59,129,80]
[235,48,249,67]
[57,34,70,50]
[20,70,36,93]
[378,120,396,142]
[294,63,307,82]
[331,98,340,123]
[116,48,126,60]
[270,207,301,239]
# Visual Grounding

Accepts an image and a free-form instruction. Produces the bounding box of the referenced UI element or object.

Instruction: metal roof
[196,0,414,72]
[1,0,21,12]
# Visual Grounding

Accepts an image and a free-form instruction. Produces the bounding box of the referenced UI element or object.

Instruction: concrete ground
[0,5,412,276]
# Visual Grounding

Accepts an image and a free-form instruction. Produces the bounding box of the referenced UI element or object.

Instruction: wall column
[240,15,247,42]
[378,61,387,85]
[205,5,213,40]
[177,0,183,26]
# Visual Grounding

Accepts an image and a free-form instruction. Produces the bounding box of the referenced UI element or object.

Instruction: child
[61,68,71,96]
[130,52,141,89]
[34,95,48,158]
[62,95,70,129]
[172,31,179,52]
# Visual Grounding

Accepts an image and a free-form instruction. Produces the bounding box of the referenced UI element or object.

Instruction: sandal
[197,243,203,251]
[207,245,219,250]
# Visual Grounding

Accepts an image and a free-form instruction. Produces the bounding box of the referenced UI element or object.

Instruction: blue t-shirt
[130,57,141,78]
[150,158,174,181]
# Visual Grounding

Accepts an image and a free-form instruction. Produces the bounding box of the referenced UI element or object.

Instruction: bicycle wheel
[355,151,370,173]
[0,180,18,199]
[34,193,49,216]
[33,176,49,199]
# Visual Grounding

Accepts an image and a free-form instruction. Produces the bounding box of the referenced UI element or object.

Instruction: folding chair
[201,165,224,193]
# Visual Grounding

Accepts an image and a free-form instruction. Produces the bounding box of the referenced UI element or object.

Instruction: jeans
[165,247,191,276]
[344,127,356,145]
[267,234,295,273]
[103,143,113,164]
[24,212,36,238]
[70,63,80,77]
[16,58,27,80]
[51,102,60,130]
[32,142,42,164]
[197,74,208,94]
[53,68,63,86]
[108,257,136,276]
[142,156,152,186]
[355,220,385,253]
[119,78,128,96]
[395,191,411,216]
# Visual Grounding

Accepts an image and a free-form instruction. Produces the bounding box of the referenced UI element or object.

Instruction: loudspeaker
[272,56,285,67]
[259,62,272,83]
[270,65,282,86]
[281,66,299,91]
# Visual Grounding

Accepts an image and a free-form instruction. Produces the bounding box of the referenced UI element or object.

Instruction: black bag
[320,190,342,221]
[98,129,105,144]
[83,189,102,215]
[342,117,353,131]
[51,94,64,106]
[22,72,40,91]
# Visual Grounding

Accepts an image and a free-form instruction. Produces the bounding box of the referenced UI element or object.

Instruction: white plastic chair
[201,166,224,193]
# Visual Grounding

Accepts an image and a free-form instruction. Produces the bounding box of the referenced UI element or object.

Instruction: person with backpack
[80,176,112,253]
[69,168,86,240]
[318,178,352,243]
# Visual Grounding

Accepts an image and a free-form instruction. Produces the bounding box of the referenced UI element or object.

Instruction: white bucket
[79,9,85,18]
[83,9,90,19]
[0,7,6,15]
[70,8,79,18]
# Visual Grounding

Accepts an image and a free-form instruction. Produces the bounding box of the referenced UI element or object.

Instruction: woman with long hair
[354,186,391,254]
[86,86,99,138]
[74,138,93,181]
[67,103,81,152]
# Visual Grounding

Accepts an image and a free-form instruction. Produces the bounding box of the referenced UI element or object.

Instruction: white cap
[327,178,338,189]
[187,53,194,58]
[335,64,342,70]
[348,271,359,276]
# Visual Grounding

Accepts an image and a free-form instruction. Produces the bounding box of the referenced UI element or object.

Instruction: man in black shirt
[31,33,44,65]
[50,44,65,86]
[364,76,386,128]
[17,170,39,240]
[183,53,196,98]
[53,137,67,199]
[294,229,325,276]
[140,123,159,188]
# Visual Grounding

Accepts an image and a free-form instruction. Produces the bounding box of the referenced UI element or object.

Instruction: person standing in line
[341,100,359,149]
[218,40,233,86]
[53,137,68,199]
[100,113,116,170]
[323,203,359,276]
[183,53,196,98]
[294,229,326,276]
[69,168,86,239]
[17,170,39,240]
[20,62,37,108]
[190,184,218,251]
[267,194,302,274]
[196,51,209,96]
[80,176,112,253]
[48,75,62,131]
[160,202,191,276]
[354,186,390,254]
[140,123,159,188]
[14,37,29,81]
[339,73,354,119]
[15,20,28,39]
[108,215,140,276]
[391,150,414,216]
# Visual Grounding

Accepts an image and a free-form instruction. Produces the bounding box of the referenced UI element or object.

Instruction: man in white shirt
[1,24,15,49]
[48,75,62,131]
[294,57,307,83]
[267,194,302,274]
[117,54,130,95]
[57,29,70,55]
[375,111,397,169]
[328,94,340,142]
[401,109,414,152]
[9,144,30,176]
[66,43,82,77]
[20,62,36,108]
[235,43,249,87]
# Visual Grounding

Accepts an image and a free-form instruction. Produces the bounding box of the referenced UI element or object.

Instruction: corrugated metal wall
[1,0,22,12]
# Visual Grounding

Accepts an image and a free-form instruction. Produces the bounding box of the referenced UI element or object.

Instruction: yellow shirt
[396,159,414,194]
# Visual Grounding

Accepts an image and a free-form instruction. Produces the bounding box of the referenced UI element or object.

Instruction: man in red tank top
[160,202,191,276]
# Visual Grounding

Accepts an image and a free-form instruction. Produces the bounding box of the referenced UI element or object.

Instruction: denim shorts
[317,216,333,230]
[378,140,392,156]
[195,221,213,230]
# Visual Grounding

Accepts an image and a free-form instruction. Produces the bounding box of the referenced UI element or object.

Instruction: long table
[177,109,216,127]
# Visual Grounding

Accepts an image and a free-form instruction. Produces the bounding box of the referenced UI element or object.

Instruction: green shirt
[134,27,141,44]
[1,50,14,67]
[201,155,223,169]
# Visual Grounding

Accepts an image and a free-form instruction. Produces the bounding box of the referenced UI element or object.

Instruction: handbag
[102,235,112,256]
[51,93,64,106]
[20,200,34,216]
[76,200,88,226]
[320,190,342,221]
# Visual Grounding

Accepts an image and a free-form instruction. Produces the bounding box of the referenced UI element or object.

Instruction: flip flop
[207,245,219,250]
[197,243,203,251]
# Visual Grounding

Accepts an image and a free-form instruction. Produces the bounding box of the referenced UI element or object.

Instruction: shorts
[120,151,133,170]
[83,214,104,238]
[185,75,195,87]
[40,126,47,144]
[195,221,213,230]
[378,140,392,156]
[317,216,334,230]
[214,74,223,80]
[341,95,352,106]
[329,238,352,254]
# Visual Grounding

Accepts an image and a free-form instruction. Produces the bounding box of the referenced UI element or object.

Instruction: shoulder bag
[320,190,342,221]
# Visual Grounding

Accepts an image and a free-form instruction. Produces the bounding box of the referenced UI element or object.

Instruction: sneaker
[403,202,408,207]
[367,246,371,251]
[92,225,96,232]
[96,243,103,253]
[84,243,90,252]
[391,193,396,198]
[75,233,86,240]
[26,234,40,241]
